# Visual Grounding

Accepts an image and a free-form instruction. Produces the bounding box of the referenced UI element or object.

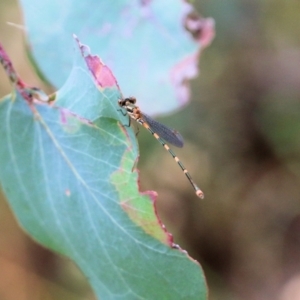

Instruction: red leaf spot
[85,55,119,88]
[186,17,215,48]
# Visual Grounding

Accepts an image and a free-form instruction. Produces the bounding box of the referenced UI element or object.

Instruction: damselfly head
[119,97,136,107]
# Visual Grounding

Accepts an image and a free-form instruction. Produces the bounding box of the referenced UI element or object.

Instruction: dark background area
[1,0,300,299]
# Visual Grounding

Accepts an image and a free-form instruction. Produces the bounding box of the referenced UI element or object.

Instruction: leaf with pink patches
[0,38,207,299]
[20,0,215,115]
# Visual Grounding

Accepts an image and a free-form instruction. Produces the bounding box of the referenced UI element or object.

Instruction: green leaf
[0,38,207,299]
[20,0,214,115]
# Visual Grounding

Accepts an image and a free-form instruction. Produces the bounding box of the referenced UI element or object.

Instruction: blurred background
[1,0,300,299]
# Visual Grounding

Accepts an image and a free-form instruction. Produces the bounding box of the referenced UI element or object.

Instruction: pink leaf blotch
[171,16,215,105]
[74,35,120,89]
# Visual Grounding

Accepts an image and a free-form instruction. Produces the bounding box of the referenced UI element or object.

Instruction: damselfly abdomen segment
[118,97,204,199]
